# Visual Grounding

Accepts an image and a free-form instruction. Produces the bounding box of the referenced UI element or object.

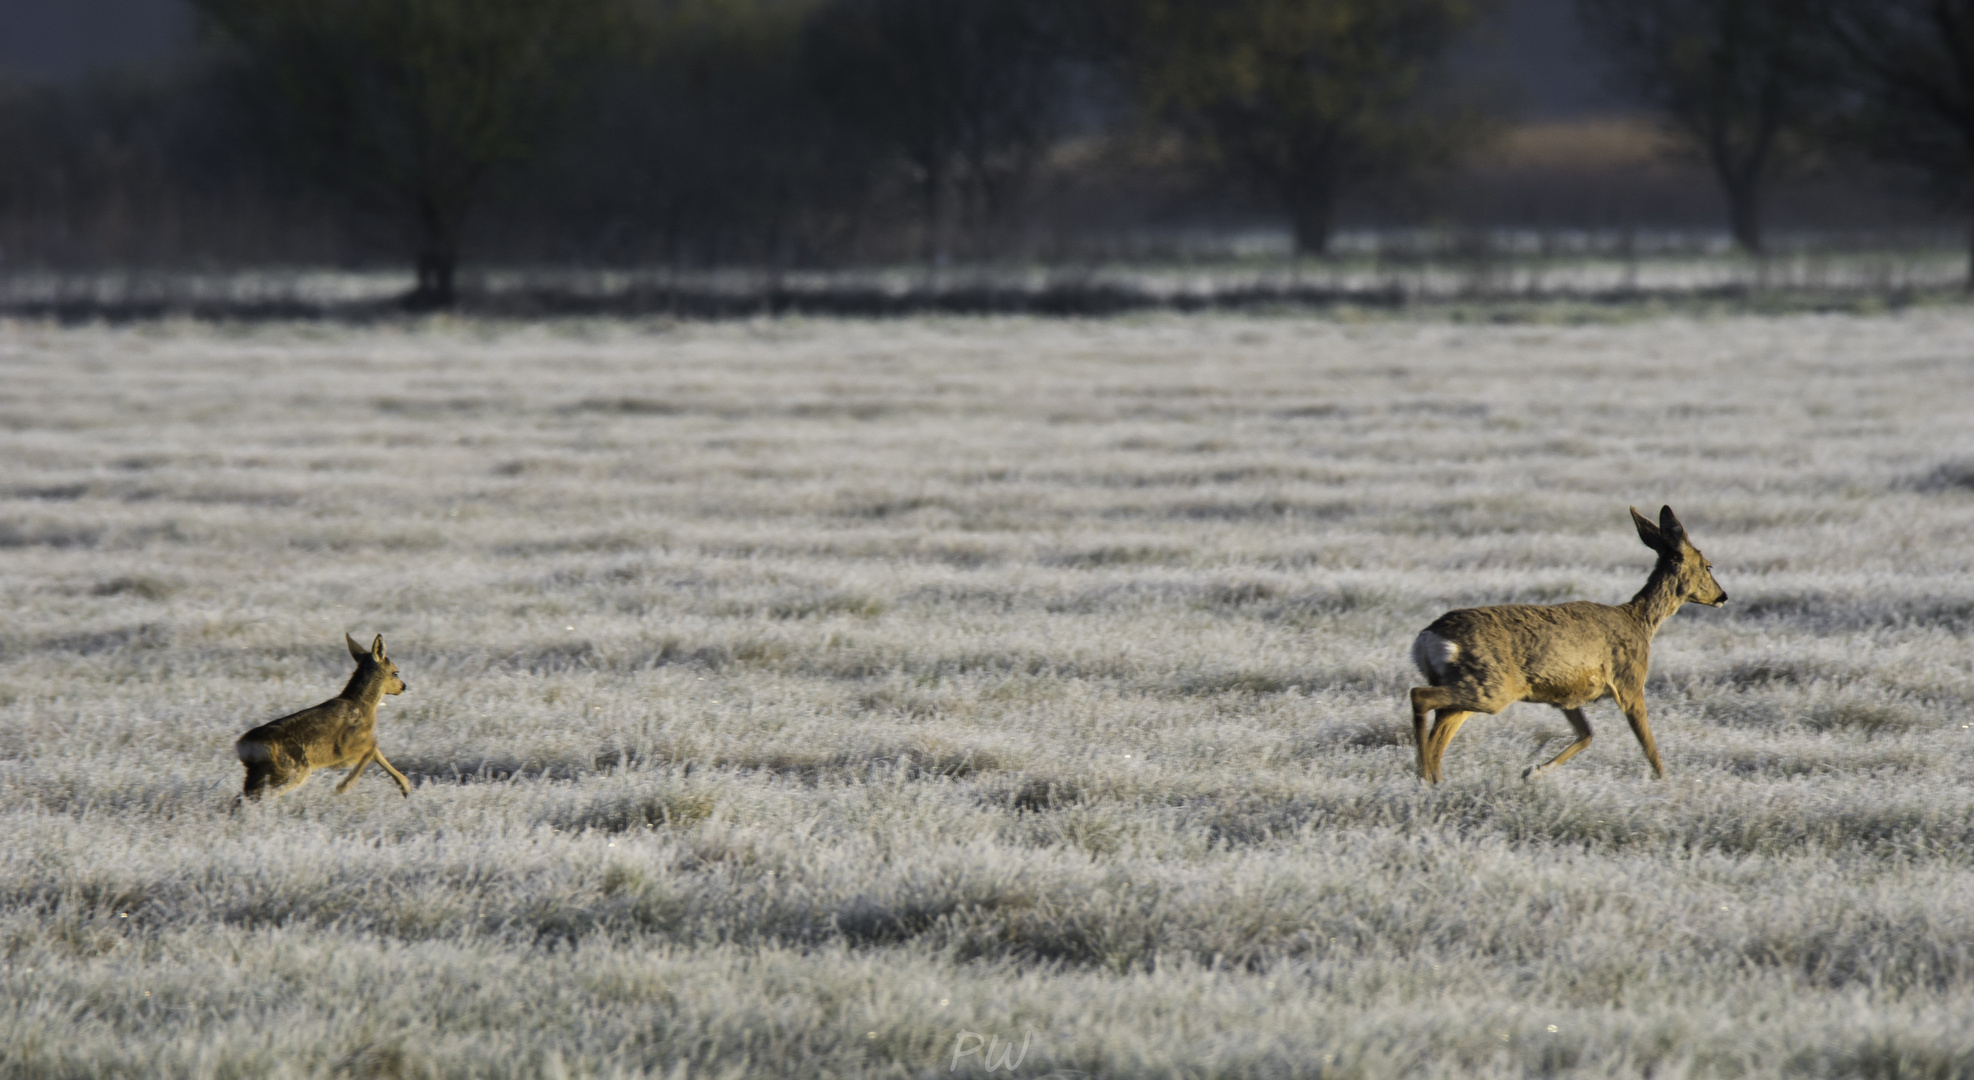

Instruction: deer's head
[347,633,409,694]
[1631,505,1727,607]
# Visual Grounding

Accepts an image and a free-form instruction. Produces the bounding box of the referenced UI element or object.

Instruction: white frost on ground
[2,246,1968,311]
[1,310,1972,1077]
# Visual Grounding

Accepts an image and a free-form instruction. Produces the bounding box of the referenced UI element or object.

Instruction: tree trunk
[920,160,947,271]
[408,247,456,310]
[1966,217,1974,293]
[406,192,463,311]
[1289,190,1334,256]
[1723,173,1764,255]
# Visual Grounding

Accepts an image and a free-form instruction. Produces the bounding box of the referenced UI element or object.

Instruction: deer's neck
[1623,561,1685,635]
[339,669,386,712]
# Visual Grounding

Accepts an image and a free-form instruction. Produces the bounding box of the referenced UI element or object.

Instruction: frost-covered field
[2,310,1973,1079]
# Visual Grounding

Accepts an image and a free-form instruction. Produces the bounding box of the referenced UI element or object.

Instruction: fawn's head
[346,633,409,695]
[1631,504,1727,607]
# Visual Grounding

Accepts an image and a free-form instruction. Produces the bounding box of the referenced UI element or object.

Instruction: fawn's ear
[371,635,387,661]
[1657,505,1688,549]
[347,633,367,662]
[1630,506,1666,552]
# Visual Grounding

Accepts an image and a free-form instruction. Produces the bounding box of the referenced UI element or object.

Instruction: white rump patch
[1412,632,1461,682]
[235,739,271,763]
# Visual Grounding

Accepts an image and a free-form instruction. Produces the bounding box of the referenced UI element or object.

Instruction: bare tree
[193,0,621,308]
[1117,0,1485,255]
[1577,0,1831,255]
[1820,0,1974,285]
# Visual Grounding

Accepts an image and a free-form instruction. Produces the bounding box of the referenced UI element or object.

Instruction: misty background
[0,0,1962,309]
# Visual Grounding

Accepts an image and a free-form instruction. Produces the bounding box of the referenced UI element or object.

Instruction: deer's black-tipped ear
[371,635,386,661]
[1658,505,1688,548]
[1630,506,1665,551]
[347,633,367,662]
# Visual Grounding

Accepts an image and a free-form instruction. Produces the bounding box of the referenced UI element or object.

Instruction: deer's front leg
[1614,688,1666,779]
[334,750,375,793]
[372,751,413,797]
[1524,707,1593,780]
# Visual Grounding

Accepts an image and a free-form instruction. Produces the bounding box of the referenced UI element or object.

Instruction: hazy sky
[1473,0,1622,117]
[0,0,1623,119]
[0,0,193,82]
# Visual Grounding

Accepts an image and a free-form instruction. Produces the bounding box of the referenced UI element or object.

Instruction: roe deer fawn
[1408,505,1727,783]
[236,633,412,800]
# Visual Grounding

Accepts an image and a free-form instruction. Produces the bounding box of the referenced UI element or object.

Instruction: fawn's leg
[240,761,276,802]
[334,750,375,794]
[1524,707,1594,780]
[243,761,310,800]
[1423,710,1472,784]
[371,751,413,797]
[1614,689,1666,779]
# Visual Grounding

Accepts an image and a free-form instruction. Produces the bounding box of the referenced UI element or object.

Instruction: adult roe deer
[1408,505,1727,783]
[235,633,412,800]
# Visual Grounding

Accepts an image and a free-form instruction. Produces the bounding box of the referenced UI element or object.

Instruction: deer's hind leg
[1411,685,1485,783]
[1411,686,1474,782]
[1409,686,1452,779]
[240,761,279,802]
[1422,710,1473,783]
[1524,707,1594,781]
[240,759,309,801]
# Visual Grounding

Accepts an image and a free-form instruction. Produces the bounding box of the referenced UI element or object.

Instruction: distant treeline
[3,0,1973,306]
